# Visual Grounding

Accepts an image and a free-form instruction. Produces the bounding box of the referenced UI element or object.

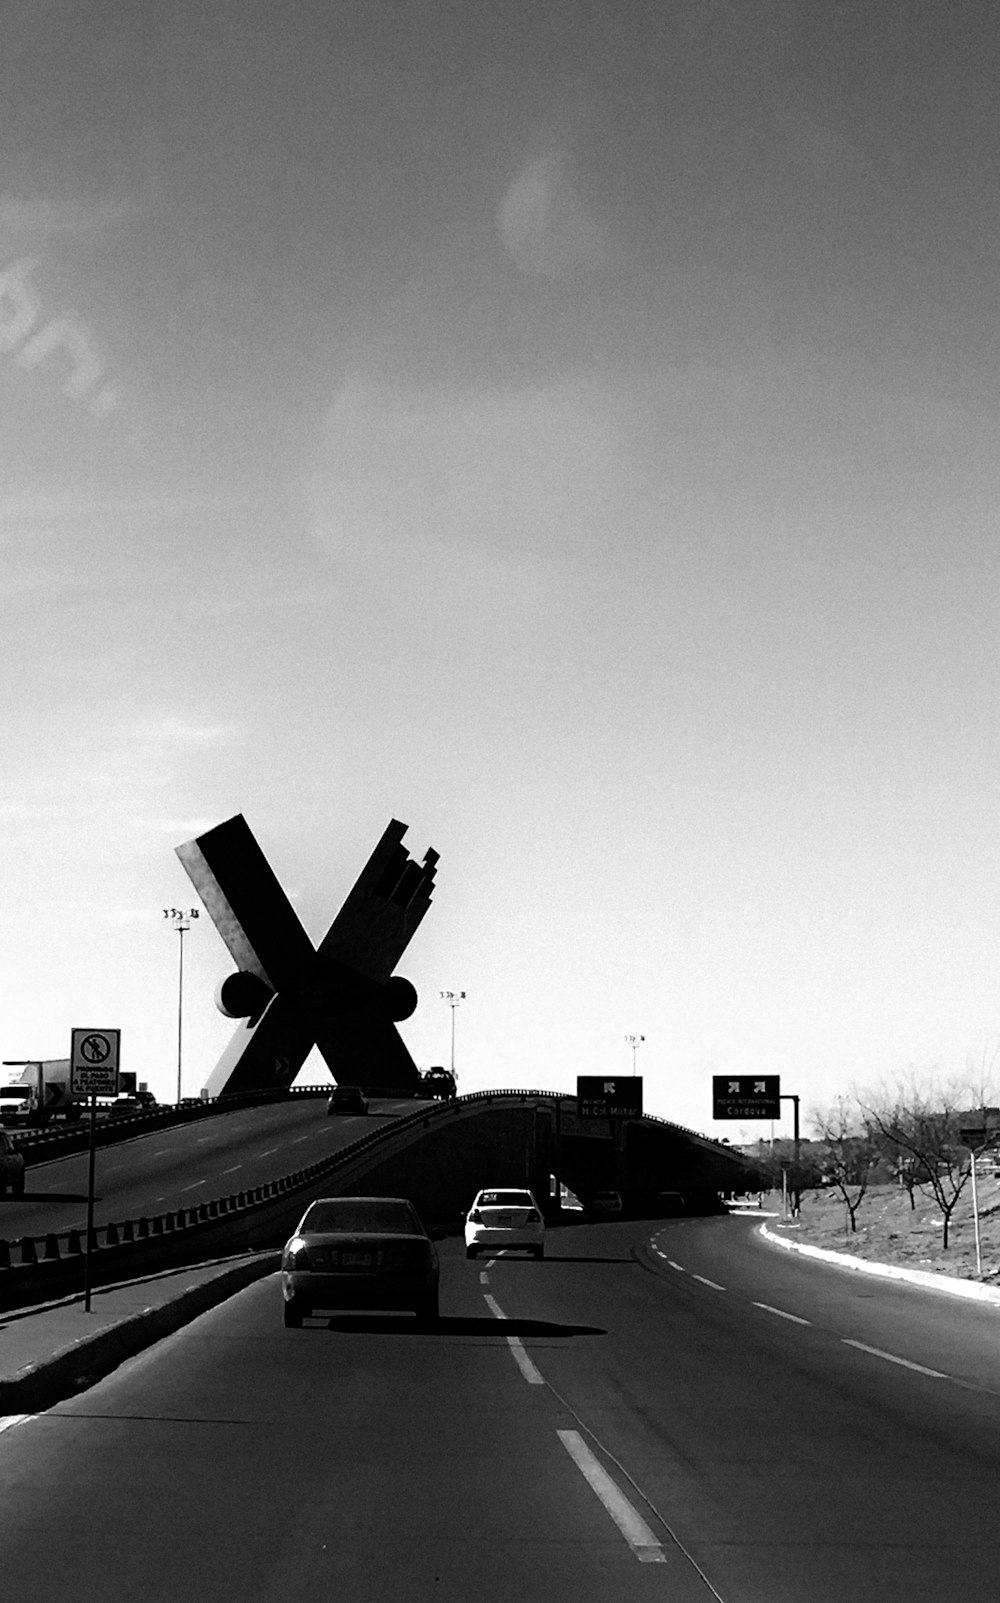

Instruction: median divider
[0,1252,279,1414]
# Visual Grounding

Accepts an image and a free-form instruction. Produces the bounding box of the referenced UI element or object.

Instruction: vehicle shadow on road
[314,1314,606,1337]
[523,1254,636,1265]
[15,1190,90,1202]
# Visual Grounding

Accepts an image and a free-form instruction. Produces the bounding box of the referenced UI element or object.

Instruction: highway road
[3,1209,1000,1601]
[0,1097,420,1240]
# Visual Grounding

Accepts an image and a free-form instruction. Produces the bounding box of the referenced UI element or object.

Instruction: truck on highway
[0,1060,85,1126]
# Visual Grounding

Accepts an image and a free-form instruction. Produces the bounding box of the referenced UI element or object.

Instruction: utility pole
[163,908,199,1103]
[439,990,466,1082]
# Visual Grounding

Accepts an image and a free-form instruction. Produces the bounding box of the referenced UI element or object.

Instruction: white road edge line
[753,1301,811,1326]
[841,1338,947,1378]
[557,1429,666,1563]
[691,1274,725,1291]
[483,1293,545,1385]
[0,1415,33,1436]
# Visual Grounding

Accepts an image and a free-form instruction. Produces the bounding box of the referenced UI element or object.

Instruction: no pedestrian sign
[71,1027,121,1096]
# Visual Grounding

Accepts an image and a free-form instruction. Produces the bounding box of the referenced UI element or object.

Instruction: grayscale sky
[2,0,999,1135]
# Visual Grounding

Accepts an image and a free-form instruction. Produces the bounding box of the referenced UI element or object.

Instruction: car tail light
[526,1210,541,1223]
[468,1209,483,1223]
[285,1244,311,1270]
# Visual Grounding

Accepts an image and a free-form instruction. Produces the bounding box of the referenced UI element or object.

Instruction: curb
[759,1222,1000,1306]
[0,1251,279,1414]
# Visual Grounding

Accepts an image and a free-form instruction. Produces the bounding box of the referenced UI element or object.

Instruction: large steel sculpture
[175,814,438,1098]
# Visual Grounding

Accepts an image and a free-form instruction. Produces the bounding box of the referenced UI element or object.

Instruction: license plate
[340,1251,376,1267]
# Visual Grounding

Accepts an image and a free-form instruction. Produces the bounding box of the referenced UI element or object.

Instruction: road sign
[70,1028,121,1097]
[960,1127,991,1149]
[577,1076,643,1119]
[713,1075,781,1120]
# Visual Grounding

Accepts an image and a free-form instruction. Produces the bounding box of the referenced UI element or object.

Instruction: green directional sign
[713,1075,780,1120]
[577,1076,643,1119]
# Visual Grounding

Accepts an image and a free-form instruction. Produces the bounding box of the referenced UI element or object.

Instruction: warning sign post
[71,1028,121,1311]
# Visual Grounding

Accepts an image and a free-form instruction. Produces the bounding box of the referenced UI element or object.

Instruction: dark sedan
[281,1196,440,1327]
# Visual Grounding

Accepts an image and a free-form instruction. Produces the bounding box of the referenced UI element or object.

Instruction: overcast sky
[3,1,999,1137]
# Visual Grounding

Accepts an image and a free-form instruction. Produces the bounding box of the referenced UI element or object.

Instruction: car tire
[466,1246,477,1259]
[283,1299,307,1328]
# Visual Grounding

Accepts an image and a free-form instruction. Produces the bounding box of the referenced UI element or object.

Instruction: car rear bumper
[282,1269,437,1310]
[465,1227,544,1249]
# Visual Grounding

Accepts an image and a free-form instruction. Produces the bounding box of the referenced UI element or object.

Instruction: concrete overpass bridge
[1,1090,766,1309]
[333,1092,766,1222]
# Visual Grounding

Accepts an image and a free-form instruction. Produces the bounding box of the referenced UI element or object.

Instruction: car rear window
[300,1200,420,1234]
[478,1191,532,1206]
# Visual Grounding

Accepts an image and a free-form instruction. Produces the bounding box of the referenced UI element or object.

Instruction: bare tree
[857,1073,981,1250]
[811,1096,875,1233]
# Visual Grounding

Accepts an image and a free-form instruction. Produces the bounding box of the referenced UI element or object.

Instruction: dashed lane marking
[180,1179,206,1192]
[557,1430,666,1563]
[691,1274,725,1291]
[667,1260,685,1272]
[841,1339,947,1379]
[483,1293,545,1384]
[753,1302,811,1325]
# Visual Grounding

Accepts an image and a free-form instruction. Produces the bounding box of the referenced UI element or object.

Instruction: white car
[465,1187,544,1260]
[0,1128,26,1197]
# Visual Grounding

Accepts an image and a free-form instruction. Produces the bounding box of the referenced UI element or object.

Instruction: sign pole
[70,1027,121,1313]
[970,1147,982,1278]
[84,1092,97,1312]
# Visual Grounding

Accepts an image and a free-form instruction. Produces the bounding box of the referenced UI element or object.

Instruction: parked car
[465,1187,545,1259]
[588,1189,623,1218]
[280,1196,439,1327]
[327,1086,368,1116]
[0,1128,26,1197]
[654,1190,686,1217]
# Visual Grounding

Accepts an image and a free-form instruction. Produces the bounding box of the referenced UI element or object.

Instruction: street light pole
[163,907,199,1103]
[625,1033,644,1075]
[439,990,466,1080]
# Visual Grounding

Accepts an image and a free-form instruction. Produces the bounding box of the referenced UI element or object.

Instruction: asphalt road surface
[0,1097,419,1240]
[3,1211,1000,1601]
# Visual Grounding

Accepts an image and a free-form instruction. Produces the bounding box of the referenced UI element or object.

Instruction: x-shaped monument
[175,813,438,1098]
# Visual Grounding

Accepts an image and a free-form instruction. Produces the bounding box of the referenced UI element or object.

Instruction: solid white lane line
[691,1274,725,1291]
[557,1430,666,1564]
[841,1339,947,1379]
[753,1301,811,1326]
[0,1415,33,1436]
[483,1293,545,1384]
